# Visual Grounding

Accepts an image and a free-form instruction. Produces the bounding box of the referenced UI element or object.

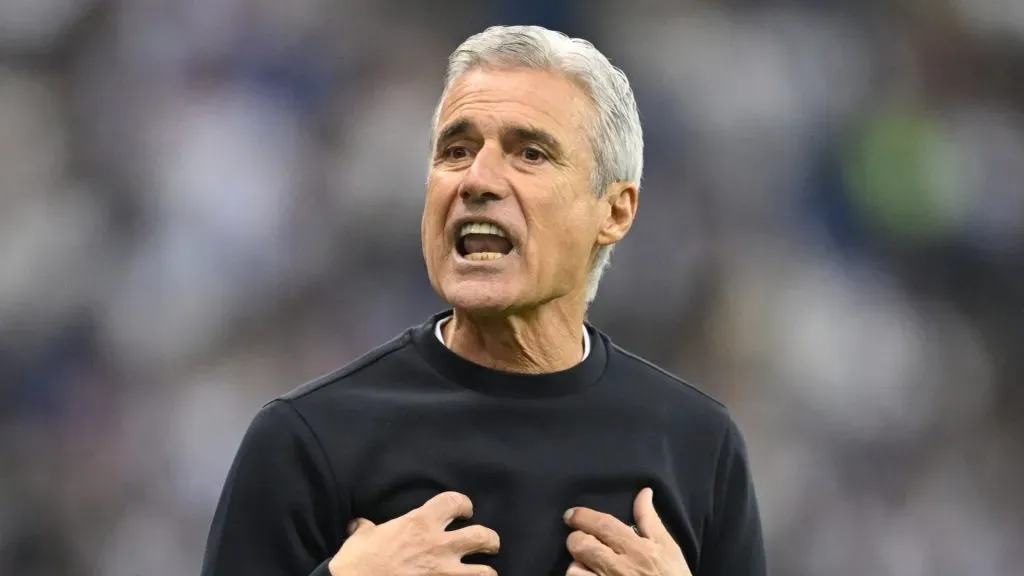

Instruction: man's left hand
[563,488,691,576]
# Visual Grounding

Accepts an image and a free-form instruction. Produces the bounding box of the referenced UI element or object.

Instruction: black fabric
[200,311,766,576]
[309,559,333,576]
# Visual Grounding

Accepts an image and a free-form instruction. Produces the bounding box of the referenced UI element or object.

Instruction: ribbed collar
[411,310,608,399]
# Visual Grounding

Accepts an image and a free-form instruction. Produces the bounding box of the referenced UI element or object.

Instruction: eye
[520,146,548,164]
[443,145,471,161]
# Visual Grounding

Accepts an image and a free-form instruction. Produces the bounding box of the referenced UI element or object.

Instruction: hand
[329,491,499,576]
[563,488,690,576]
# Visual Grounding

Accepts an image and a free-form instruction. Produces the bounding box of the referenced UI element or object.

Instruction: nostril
[460,186,501,203]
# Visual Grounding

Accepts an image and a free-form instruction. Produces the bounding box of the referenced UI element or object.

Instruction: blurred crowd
[0,1,1021,574]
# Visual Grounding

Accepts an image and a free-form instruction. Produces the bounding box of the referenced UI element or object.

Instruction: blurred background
[0,0,1021,574]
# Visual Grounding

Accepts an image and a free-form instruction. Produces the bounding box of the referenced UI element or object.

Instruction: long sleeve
[200,399,346,576]
[698,416,767,576]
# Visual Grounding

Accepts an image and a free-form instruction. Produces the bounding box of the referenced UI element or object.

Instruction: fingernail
[346,520,358,535]
[563,508,575,522]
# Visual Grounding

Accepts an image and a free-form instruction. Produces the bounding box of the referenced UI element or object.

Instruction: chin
[441,278,523,316]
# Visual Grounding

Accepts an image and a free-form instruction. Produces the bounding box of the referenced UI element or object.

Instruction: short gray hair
[431,25,644,303]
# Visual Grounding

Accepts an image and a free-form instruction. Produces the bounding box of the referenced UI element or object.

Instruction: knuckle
[450,527,477,549]
[442,491,470,510]
[470,525,497,546]
[440,490,465,503]
[566,530,587,552]
[454,525,500,553]
[637,551,659,571]
[595,517,617,535]
[404,514,431,535]
[417,555,442,574]
[483,528,501,551]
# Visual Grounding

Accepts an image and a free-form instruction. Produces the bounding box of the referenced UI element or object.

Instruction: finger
[564,507,636,553]
[566,530,618,574]
[633,487,673,545]
[566,560,599,576]
[419,491,474,527]
[346,517,375,536]
[447,524,500,555]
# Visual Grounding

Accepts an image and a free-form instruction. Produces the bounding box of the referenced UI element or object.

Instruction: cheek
[528,200,598,267]
[422,183,451,248]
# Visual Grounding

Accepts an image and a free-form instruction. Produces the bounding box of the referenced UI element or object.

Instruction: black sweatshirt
[200,311,766,576]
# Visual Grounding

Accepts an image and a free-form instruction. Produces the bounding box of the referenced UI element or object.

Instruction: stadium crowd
[0,1,1021,574]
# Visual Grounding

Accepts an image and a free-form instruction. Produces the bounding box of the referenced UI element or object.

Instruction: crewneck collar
[435,315,592,361]
[412,310,608,399]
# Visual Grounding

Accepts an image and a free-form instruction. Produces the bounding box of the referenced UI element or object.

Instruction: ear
[596,181,638,247]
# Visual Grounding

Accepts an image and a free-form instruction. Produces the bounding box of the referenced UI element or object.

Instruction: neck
[444,299,587,374]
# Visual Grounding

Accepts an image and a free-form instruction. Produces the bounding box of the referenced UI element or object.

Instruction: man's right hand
[328,491,500,576]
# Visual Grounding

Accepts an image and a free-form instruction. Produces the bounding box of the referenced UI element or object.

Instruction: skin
[422,66,638,374]
[332,488,691,576]
[563,488,691,576]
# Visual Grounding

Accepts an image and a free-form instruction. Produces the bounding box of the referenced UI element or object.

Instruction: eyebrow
[508,126,563,157]
[434,118,565,158]
[437,119,472,147]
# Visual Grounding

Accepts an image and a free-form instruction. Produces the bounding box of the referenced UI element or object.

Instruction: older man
[201,25,765,576]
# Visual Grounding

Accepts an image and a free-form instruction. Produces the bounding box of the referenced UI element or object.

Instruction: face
[422,67,637,315]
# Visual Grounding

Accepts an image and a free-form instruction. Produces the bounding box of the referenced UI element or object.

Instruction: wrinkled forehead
[434,67,597,152]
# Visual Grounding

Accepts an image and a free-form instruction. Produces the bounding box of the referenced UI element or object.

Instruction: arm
[698,416,766,576]
[200,399,346,576]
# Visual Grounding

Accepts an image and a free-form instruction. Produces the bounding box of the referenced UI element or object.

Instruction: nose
[459,142,508,203]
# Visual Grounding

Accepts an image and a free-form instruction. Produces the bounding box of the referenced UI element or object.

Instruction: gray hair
[431,25,644,303]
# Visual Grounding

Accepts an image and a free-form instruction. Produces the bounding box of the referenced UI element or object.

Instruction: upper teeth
[459,222,506,238]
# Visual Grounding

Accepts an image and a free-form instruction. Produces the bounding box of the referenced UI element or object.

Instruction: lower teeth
[464,252,504,261]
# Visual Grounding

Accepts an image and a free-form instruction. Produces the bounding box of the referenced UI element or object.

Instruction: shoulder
[603,337,736,430]
[602,339,755,479]
[606,339,727,410]
[279,326,419,406]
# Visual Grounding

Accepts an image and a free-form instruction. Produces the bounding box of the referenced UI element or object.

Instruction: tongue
[463,234,512,254]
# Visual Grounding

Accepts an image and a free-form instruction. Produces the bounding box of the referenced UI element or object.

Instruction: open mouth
[455,222,514,261]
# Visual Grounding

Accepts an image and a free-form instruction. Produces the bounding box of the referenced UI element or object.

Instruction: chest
[335,399,710,574]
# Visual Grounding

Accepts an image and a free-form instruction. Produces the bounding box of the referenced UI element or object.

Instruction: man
[200,25,766,576]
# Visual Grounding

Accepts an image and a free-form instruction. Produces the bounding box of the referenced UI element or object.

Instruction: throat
[441,311,586,374]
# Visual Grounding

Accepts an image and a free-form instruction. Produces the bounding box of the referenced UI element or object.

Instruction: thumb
[633,488,671,544]
[346,518,375,537]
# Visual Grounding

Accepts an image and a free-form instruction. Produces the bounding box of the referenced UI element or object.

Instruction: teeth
[459,222,506,238]
[464,252,505,261]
